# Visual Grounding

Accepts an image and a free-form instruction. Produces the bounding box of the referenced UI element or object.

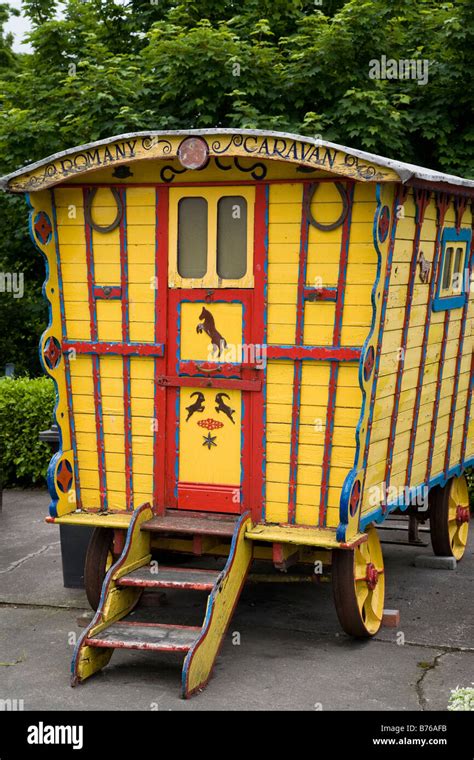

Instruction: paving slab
[0,489,473,711]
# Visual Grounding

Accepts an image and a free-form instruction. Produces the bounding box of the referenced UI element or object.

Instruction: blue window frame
[433,227,471,312]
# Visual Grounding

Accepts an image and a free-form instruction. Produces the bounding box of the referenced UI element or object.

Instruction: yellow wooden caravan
[2,130,472,696]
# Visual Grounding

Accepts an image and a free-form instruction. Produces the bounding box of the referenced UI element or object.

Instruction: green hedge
[0,376,56,486]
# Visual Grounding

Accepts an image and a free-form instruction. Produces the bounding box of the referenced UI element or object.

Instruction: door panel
[166,289,259,513]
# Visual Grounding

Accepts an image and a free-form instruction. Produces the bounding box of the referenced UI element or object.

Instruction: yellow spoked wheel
[429,475,470,561]
[332,525,385,638]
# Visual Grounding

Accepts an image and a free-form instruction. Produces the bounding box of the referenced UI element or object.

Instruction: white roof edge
[1,128,473,190]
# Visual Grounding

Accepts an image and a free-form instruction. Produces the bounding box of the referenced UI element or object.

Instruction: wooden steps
[87,621,201,652]
[72,506,253,698]
[116,565,221,591]
[141,510,237,538]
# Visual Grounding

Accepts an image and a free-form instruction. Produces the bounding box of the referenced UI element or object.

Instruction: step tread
[87,622,201,652]
[141,511,237,537]
[117,565,221,589]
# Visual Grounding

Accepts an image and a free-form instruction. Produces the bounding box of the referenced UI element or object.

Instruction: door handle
[196,363,219,372]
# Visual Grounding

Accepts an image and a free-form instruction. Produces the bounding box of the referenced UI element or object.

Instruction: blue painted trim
[443,237,473,477]
[181,511,251,697]
[406,199,446,486]
[425,312,450,482]
[71,503,150,680]
[432,227,471,312]
[27,192,65,517]
[360,458,474,530]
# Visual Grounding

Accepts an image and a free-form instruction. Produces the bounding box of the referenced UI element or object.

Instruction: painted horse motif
[418,251,432,284]
[196,307,227,357]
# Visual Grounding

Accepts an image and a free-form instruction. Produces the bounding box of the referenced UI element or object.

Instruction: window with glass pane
[441,247,453,291]
[178,197,208,278]
[217,196,247,279]
[452,247,464,292]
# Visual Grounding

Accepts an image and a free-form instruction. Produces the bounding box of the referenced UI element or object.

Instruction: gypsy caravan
[2,130,472,697]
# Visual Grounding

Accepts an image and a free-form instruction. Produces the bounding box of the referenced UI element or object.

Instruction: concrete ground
[0,489,472,711]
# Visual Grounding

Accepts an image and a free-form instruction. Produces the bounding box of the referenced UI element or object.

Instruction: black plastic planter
[39,424,93,589]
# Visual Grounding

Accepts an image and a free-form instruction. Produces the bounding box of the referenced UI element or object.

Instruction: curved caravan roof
[2,128,474,194]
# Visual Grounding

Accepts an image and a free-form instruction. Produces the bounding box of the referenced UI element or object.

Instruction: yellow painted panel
[58,244,87,264]
[94,262,121,283]
[125,187,156,206]
[97,320,122,342]
[129,283,155,303]
[66,320,91,340]
[180,302,243,362]
[263,501,289,524]
[62,281,90,303]
[267,442,291,465]
[178,387,241,485]
[129,321,155,342]
[303,324,334,345]
[268,323,297,344]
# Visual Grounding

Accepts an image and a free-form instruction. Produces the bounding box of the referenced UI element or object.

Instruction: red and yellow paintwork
[5,131,473,543]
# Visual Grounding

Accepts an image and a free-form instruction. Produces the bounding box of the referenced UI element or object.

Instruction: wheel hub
[365,562,379,591]
[456,505,470,525]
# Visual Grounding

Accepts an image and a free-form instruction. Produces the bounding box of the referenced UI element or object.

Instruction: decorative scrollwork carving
[214,157,232,171]
[141,136,172,155]
[84,187,123,233]
[160,164,188,183]
[233,157,267,180]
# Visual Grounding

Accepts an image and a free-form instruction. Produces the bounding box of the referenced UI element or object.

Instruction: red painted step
[86,621,201,652]
[116,565,221,591]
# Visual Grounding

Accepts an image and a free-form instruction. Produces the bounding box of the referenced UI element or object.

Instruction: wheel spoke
[354,548,367,578]
[355,578,369,615]
[457,522,469,548]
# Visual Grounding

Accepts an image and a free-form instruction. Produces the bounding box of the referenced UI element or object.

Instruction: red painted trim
[249,184,268,523]
[288,183,313,523]
[454,195,469,233]
[83,188,97,342]
[267,345,361,361]
[120,189,133,511]
[319,182,354,526]
[426,309,450,483]
[406,178,474,200]
[57,178,348,191]
[182,512,251,698]
[406,192,450,487]
[166,265,262,516]
[83,188,107,509]
[383,189,432,494]
[93,285,122,299]
[153,186,169,515]
[303,286,338,302]
[319,362,338,526]
[179,360,249,376]
[178,483,241,513]
[157,375,261,391]
[62,340,164,356]
[460,352,474,467]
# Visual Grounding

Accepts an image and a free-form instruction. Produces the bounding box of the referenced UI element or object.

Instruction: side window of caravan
[433,228,470,312]
[169,187,255,288]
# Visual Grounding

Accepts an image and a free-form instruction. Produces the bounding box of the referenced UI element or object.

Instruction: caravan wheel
[84,528,114,610]
[332,526,385,638]
[429,475,470,561]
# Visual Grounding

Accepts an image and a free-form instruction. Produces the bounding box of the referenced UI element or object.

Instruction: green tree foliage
[0,0,473,374]
[0,376,55,485]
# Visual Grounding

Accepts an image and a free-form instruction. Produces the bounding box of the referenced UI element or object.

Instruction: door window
[169,186,255,288]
